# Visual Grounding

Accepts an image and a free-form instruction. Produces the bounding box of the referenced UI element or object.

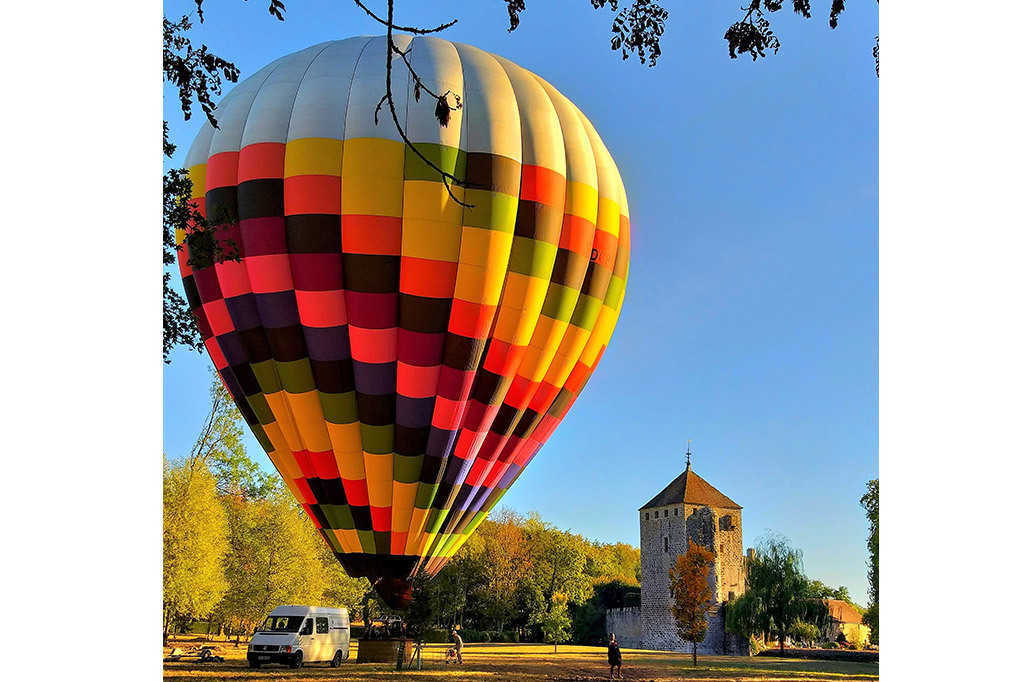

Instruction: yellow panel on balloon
[284,137,344,177]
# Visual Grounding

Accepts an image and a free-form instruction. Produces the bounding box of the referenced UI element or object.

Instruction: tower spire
[685,439,691,470]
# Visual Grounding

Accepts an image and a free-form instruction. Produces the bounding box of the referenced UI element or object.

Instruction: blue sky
[163,0,879,605]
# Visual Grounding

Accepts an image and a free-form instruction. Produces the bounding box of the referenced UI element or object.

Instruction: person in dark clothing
[607,633,622,679]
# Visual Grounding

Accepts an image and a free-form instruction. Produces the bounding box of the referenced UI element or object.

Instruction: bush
[748,635,764,655]
[421,628,449,643]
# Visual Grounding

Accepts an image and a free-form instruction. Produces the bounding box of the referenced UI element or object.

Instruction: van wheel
[290,651,303,669]
[330,650,343,667]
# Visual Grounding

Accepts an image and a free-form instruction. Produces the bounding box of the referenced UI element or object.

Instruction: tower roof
[639,465,741,511]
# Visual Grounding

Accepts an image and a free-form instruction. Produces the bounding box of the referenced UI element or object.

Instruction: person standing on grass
[607,633,622,678]
[452,629,463,664]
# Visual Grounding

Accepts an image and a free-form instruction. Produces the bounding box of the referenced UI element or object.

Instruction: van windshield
[258,616,304,633]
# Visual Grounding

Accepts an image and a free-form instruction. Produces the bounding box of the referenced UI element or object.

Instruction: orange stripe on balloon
[294,451,318,479]
[238,142,286,182]
[214,260,252,298]
[563,360,592,395]
[294,477,316,505]
[246,254,294,293]
[203,299,233,336]
[284,175,342,215]
[295,290,348,327]
[342,215,402,255]
[205,336,228,371]
[558,215,597,254]
[448,299,495,339]
[520,165,567,207]
[396,362,442,399]
[400,258,459,297]
[310,450,341,479]
[205,151,239,190]
[349,327,398,364]
[343,479,369,507]
[502,376,534,411]
[370,506,392,532]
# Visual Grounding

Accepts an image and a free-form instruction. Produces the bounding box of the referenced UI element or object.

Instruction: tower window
[645,512,649,520]
[664,537,669,553]
[674,508,678,516]
[720,515,734,531]
[655,510,659,518]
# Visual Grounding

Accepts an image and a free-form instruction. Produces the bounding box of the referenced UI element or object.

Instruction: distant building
[822,599,871,645]
[606,453,749,654]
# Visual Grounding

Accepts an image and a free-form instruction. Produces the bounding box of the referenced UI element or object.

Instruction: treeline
[164,381,639,645]
[403,507,640,645]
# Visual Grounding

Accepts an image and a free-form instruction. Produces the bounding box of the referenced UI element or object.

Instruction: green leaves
[724,1,852,63]
[593,0,668,66]
[163,16,239,126]
[503,0,526,32]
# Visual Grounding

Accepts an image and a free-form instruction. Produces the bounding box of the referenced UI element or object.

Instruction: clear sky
[163,0,879,606]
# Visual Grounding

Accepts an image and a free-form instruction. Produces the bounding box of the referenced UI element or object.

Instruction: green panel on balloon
[359,423,394,455]
[246,394,275,426]
[394,454,424,484]
[319,391,359,424]
[323,504,356,530]
[276,359,317,394]
[250,360,283,394]
[404,143,467,181]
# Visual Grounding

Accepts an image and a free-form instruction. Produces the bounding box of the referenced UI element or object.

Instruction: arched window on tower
[663,536,669,553]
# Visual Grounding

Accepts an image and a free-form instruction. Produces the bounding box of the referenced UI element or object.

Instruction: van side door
[315,616,332,661]
[299,618,316,660]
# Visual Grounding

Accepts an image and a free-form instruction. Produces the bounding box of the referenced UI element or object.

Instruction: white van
[247,605,350,669]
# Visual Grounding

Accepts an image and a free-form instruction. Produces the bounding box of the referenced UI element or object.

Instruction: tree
[215,489,330,633]
[668,540,715,665]
[540,592,572,653]
[806,579,854,606]
[788,618,820,647]
[478,508,534,632]
[524,515,593,607]
[723,590,767,644]
[163,456,229,643]
[860,478,879,643]
[181,378,276,499]
[745,534,811,653]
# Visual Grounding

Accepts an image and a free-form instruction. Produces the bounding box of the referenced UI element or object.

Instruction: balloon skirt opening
[373,577,414,611]
[336,553,417,611]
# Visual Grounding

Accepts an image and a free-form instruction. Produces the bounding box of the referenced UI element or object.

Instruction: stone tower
[637,457,747,653]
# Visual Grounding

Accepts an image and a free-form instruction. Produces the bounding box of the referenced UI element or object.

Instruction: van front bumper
[247,651,300,666]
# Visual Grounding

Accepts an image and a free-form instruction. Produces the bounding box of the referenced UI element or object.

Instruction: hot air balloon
[178,35,630,609]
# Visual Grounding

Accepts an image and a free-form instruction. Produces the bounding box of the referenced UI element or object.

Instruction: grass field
[163,640,879,681]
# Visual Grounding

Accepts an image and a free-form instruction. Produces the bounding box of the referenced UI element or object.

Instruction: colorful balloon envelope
[178,35,630,608]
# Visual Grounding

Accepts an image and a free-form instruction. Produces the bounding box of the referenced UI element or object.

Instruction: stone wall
[605,607,641,649]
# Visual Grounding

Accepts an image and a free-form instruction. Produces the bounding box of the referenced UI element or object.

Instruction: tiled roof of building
[639,465,741,511]
[824,599,863,624]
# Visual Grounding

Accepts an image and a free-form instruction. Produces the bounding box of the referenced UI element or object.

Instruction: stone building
[607,455,749,654]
